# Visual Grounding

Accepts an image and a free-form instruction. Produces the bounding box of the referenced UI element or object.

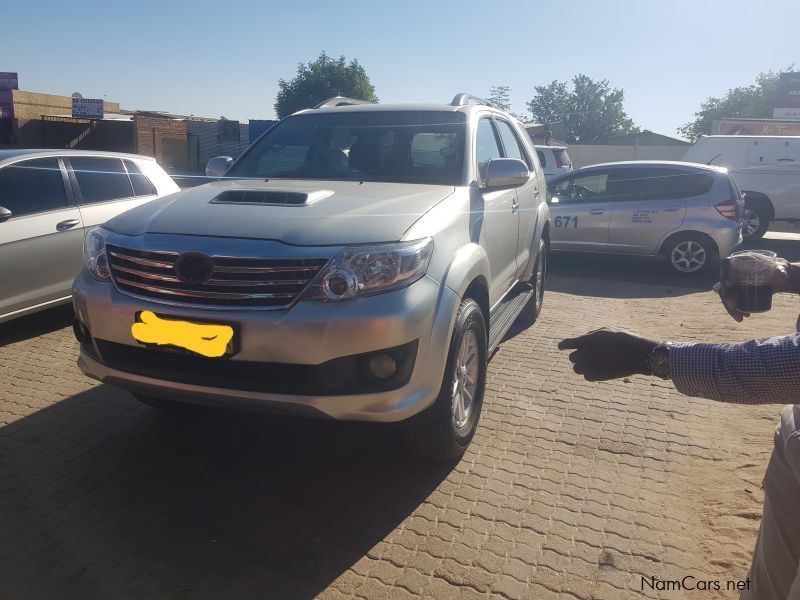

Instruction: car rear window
[552,148,571,167]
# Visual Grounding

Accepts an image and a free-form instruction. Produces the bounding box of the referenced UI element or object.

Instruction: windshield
[227,111,466,185]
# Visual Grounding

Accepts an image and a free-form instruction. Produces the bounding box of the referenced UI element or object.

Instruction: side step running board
[488,282,533,352]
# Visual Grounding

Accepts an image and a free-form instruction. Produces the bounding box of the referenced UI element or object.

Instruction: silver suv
[72,94,551,460]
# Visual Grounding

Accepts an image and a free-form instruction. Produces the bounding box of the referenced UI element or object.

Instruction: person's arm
[559,329,800,404]
[669,333,800,404]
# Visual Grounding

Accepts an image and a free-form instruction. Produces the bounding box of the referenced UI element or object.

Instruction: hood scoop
[210,189,334,207]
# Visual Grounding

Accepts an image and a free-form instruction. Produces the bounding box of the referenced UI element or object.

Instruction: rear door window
[0,158,68,217]
[70,157,134,204]
[124,160,157,196]
[607,168,713,200]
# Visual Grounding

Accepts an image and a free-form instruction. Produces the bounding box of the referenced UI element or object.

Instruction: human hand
[714,256,791,322]
[558,327,659,381]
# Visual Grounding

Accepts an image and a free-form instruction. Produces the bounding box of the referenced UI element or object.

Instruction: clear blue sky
[6,0,798,138]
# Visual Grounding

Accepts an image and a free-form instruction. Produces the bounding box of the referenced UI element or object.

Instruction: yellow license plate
[131,311,236,358]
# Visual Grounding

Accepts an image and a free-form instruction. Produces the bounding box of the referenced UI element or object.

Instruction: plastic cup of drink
[728,249,778,313]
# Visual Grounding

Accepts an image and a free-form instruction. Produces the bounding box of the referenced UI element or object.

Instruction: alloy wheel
[451,330,479,433]
[742,208,760,238]
[671,241,707,273]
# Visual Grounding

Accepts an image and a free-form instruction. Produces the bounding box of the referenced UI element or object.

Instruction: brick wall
[11,90,120,119]
[133,116,188,170]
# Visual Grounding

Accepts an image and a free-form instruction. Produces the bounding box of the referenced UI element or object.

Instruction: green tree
[275,52,378,119]
[678,69,795,141]
[526,75,637,143]
[488,85,511,112]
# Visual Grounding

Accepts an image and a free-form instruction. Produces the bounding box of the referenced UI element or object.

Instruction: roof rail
[313,96,374,109]
[450,93,495,108]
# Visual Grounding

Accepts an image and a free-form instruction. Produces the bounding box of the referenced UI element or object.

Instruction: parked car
[72,94,550,460]
[683,135,800,239]
[0,150,179,323]
[534,145,573,180]
[546,161,743,274]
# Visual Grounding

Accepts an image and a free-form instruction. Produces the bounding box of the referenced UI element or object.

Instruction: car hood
[104,179,455,245]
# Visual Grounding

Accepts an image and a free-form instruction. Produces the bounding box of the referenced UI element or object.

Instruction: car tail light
[554,152,563,168]
[715,198,739,221]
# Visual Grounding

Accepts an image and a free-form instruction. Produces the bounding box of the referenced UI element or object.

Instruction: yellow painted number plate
[131,311,235,358]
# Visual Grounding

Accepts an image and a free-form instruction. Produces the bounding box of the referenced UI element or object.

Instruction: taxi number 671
[554,216,578,228]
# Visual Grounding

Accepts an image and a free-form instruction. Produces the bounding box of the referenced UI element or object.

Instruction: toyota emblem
[174,252,214,285]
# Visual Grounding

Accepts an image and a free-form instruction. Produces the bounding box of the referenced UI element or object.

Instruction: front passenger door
[475,117,519,305]
[547,170,613,252]
[0,158,84,318]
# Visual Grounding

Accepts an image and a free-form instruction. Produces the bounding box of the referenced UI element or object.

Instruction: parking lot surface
[2,235,798,600]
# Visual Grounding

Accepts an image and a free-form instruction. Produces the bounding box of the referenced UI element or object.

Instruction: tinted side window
[536,150,547,167]
[476,118,502,180]
[124,160,157,196]
[606,168,714,200]
[71,157,133,204]
[0,158,68,217]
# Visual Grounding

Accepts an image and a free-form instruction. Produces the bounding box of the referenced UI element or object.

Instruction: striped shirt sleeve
[670,333,800,404]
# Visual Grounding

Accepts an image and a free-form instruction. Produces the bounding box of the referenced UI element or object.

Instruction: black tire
[663,233,718,275]
[742,198,771,240]
[401,298,487,461]
[518,239,547,325]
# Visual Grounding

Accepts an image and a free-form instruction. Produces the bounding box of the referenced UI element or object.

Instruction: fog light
[368,354,397,379]
[72,318,89,345]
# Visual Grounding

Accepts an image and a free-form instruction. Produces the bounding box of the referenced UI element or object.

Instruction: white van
[534,145,573,180]
[683,135,800,239]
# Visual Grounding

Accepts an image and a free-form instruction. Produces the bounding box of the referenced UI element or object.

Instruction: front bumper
[73,270,459,422]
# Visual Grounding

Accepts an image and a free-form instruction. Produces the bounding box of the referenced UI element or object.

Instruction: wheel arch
[742,191,775,220]
[659,230,719,257]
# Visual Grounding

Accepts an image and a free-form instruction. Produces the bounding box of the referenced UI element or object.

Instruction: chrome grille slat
[108,251,174,270]
[115,277,298,300]
[214,265,322,274]
[106,244,327,309]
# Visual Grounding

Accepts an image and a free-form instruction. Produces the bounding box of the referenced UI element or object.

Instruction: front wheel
[402,298,487,461]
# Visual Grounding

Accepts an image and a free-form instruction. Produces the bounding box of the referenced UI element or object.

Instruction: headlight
[84,228,111,281]
[305,238,434,301]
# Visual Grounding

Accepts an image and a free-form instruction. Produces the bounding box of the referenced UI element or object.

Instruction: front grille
[106,245,328,309]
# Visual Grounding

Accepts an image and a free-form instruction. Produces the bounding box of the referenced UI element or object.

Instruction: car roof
[571,160,726,173]
[295,102,511,117]
[0,149,157,163]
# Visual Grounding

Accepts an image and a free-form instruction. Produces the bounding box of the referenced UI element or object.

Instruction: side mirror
[0,206,11,223]
[484,158,530,189]
[205,156,234,178]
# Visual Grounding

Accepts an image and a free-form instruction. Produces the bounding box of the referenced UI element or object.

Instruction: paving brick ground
[1,235,798,600]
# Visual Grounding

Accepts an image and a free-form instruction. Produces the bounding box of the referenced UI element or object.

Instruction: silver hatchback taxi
[547,161,743,274]
[0,150,179,323]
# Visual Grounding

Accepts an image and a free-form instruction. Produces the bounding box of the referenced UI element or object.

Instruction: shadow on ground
[548,234,800,299]
[0,304,73,348]
[0,386,453,599]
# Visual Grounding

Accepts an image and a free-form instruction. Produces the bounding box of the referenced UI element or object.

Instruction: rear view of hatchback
[546,161,743,274]
[534,145,573,180]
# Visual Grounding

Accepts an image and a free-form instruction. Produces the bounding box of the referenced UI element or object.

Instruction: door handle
[588,209,606,215]
[534,189,540,198]
[511,199,519,214]
[56,219,81,231]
